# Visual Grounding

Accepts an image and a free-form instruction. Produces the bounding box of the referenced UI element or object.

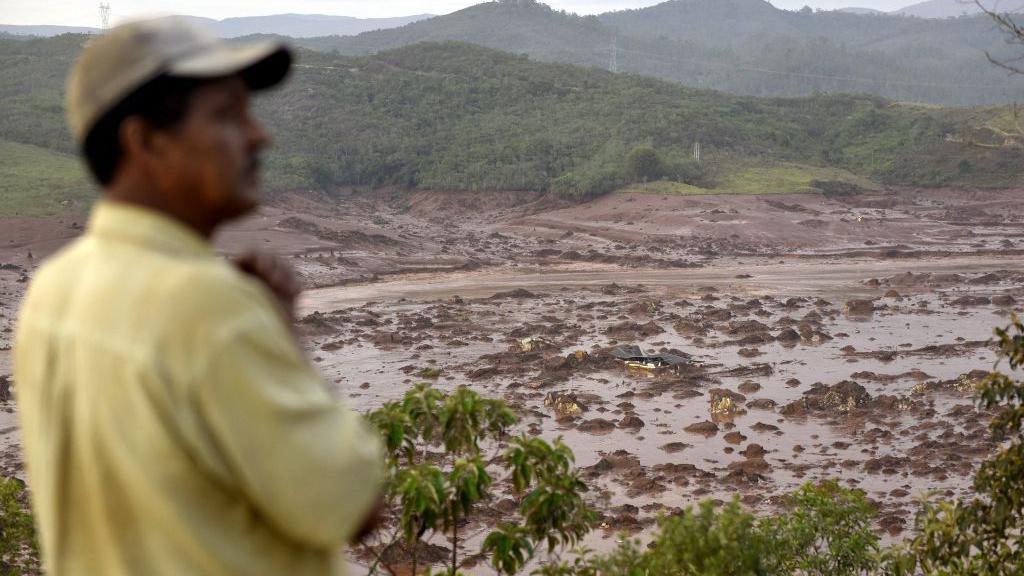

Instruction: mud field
[1,186,1023,558]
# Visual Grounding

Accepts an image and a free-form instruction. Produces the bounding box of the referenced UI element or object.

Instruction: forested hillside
[2,35,1021,202]
[298,0,1024,106]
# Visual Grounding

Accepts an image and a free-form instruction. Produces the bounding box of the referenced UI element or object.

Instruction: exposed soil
[1,186,1022,567]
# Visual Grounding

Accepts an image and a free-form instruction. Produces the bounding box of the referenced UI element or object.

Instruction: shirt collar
[87,200,215,258]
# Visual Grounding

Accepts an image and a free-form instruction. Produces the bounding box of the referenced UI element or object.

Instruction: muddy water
[298,255,1023,547]
[299,255,1021,312]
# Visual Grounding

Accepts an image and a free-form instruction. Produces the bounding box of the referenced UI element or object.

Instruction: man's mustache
[246,156,262,175]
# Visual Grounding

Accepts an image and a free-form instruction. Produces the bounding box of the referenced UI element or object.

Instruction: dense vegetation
[1,33,1020,209]
[298,0,1024,106]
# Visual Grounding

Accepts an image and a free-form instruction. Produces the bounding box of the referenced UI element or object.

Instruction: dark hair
[82,75,206,185]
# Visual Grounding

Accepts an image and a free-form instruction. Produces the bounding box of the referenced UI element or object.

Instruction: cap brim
[168,41,292,91]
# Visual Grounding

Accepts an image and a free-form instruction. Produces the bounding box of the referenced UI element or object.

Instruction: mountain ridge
[0,13,434,39]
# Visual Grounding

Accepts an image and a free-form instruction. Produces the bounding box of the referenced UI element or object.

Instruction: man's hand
[351,494,384,544]
[235,251,302,322]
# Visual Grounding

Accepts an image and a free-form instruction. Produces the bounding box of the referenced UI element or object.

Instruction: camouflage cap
[66,16,292,145]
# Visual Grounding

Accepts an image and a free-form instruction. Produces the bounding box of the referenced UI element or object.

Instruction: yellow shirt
[14,201,383,576]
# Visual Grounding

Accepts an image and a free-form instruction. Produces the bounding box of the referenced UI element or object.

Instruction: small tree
[577,482,881,576]
[626,145,663,183]
[364,384,595,575]
[760,480,879,576]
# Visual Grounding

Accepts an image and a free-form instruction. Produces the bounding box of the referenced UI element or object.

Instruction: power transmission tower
[609,37,618,73]
[99,3,111,30]
[693,141,701,163]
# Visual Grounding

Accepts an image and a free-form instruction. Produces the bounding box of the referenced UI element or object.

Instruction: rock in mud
[723,431,747,445]
[737,381,762,394]
[605,320,665,339]
[685,421,720,436]
[951,295,991,307]
[660,442,690,453]
[618,414,646,430]
[740,444,767,459]
[776,328,802,345]
[578,418,616,434]
[490,288,537,300]
[845,299,876,316]
[992,294,1016,307]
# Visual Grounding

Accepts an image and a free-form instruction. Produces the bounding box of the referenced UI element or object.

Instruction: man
[14,16,383,576]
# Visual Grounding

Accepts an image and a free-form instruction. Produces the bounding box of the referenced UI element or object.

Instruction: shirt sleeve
[192,310,384,549]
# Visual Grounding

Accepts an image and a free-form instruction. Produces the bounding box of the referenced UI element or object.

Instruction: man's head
[68,17,291,233]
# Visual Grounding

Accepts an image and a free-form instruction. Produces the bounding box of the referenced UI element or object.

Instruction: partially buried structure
[610,345,691,371]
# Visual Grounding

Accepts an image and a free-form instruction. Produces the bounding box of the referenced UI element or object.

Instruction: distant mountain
[207,14,433,38]
[300,0,1024,105]
[0,25,99,36]
[894,0,1024,18]
[837,7,885,14]
[0,13,433,39]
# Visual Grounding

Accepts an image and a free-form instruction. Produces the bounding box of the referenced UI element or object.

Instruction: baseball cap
[66,16,292,145]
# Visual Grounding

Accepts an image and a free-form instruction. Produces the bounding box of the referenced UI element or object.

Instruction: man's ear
[118,116,151,166]
[119,116,178,165]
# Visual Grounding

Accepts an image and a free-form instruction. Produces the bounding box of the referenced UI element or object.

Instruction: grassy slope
[619,163,879,196]
[0,139,93,216]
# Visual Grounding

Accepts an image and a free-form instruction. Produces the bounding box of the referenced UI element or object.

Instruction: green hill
[1,35,1021,207]
[296,0,1024,106]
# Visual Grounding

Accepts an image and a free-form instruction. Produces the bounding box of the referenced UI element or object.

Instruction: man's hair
[82,75,206,186]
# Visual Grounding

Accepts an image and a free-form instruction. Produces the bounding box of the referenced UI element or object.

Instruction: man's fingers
[235,251,301,299]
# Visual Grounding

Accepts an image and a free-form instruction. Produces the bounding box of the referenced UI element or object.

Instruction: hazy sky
[1,0,945,27]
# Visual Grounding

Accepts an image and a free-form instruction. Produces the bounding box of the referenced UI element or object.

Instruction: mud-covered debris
[514,336,549,353]
[544,391,587,417]
[490,288,536,300]
[951,295,991,307]
[918,370,989,394]
[606,321,665,339]
[710,389,747,422]
[782,380,871,416]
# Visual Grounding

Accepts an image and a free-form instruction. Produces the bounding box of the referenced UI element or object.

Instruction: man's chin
[223,189,261,221]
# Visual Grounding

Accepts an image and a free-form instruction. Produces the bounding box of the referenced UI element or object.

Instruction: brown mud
[1,186,1023,561]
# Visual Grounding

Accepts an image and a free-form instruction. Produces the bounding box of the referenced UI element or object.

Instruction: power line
[609,37,618,73]
[98,3,111,30]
